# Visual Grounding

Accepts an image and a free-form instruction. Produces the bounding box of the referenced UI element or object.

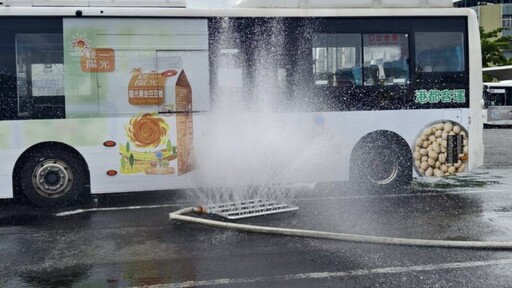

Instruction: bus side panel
[0,114,204,197]
[317,109,470,181]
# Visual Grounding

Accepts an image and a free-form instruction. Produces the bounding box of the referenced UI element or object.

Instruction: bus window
[216,49,244,89]
[482,83,512,126]
[312,34,361,87]
[312,33,410,87]
[415,32,464,73]
[16,34,65,119]
[484,86,506,107]
[491,91,506,106]
[363,33,409,86]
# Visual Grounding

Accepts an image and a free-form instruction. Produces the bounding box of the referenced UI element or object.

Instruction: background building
[454,1,512,59]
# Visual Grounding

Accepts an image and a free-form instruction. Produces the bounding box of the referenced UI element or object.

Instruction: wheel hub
[32,160,73,198]
[366,151,399,185]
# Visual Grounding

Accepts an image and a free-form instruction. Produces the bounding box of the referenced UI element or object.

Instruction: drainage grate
[204,199,299,220]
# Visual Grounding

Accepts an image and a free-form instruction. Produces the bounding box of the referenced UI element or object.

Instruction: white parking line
[55,203,183,216]
[132,258,512,288]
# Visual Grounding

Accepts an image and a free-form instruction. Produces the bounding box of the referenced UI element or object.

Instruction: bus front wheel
[19,146,86,207]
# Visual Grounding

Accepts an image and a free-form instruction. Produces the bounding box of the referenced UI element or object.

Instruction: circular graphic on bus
[412,121,468,177]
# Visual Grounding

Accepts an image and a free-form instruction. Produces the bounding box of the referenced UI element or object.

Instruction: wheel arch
[350,130,412,160]
[349,129,413,187]
[12,141,91,200]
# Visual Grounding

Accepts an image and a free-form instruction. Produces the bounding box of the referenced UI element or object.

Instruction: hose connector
[196,206,208,215]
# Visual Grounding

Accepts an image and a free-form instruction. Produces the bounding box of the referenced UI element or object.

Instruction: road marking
[132,258,512,288]
[299,188,509,202]
[55,203,183,216]
[55,188,509,216]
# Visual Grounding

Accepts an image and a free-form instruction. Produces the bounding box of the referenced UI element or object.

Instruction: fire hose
[170,207,512,249]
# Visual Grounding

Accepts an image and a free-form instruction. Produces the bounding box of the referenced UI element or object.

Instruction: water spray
[169,206,512,250]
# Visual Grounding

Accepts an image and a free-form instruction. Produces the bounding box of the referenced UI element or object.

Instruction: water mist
[192,17,337,208]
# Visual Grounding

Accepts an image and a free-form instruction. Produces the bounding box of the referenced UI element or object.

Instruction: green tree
[480,26,512,68]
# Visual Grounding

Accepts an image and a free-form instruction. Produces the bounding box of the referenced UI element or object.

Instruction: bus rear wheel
[349,132,412,193]
[19,147,86,208]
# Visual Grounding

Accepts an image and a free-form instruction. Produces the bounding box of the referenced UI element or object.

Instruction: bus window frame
[0,16,63,121]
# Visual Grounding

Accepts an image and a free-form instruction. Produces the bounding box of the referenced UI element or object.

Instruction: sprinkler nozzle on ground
[195,206,208,214]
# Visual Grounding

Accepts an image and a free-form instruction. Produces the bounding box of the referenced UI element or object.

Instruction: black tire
[19,146,86,207]
[350,135,412,193]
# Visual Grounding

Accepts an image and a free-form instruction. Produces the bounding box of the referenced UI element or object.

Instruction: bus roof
[0,0,187,7]
[1,0,454,9]
[234,0,453,8]
[0,6,475,18]
[483,65,512,82]
[484,81,512,87]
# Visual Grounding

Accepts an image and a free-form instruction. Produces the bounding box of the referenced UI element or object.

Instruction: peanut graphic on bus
[413,121,468,177]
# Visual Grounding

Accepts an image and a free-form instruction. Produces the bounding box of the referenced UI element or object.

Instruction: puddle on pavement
[411,169,502,190]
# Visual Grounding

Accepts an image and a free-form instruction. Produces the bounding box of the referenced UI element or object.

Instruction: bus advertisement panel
[63,18,210,177]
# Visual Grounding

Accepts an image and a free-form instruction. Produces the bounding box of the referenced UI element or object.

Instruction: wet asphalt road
[1,128,512,287]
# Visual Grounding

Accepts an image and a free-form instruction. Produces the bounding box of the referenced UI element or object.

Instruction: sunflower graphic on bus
[120,113,178,175]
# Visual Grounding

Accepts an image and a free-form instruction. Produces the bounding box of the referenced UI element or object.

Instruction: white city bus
[0,0,483,207]
[483,81,512,126]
